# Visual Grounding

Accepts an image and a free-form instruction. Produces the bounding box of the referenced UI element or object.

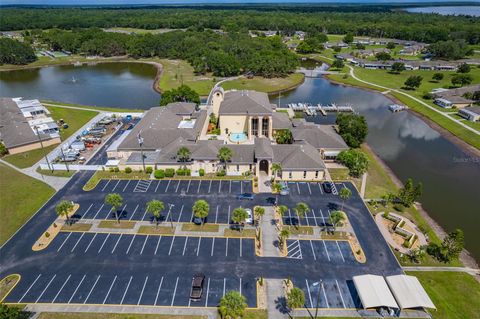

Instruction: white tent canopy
[386,275,436,310]
[353,275,399,309]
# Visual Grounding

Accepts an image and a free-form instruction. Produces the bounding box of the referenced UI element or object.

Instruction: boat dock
[288,103,355,116]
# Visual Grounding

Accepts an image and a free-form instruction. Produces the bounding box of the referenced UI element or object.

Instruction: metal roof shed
[353,275,399,309]
[386,275,436,310]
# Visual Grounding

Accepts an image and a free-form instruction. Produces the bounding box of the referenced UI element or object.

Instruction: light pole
[137,130,146,172]
[34,125,53,173]
[314,279,322,319]
[59,146,70,172]
[167,203,175,229]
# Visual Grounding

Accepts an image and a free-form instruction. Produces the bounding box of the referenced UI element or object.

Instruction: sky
[1,0,479,5]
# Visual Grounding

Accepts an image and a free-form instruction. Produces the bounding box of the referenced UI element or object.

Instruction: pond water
[0,62,160,109]
[1,62,479,261]
[405,6,480,17]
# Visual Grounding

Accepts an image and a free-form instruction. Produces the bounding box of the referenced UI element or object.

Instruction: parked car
[245,208,253,224]
[322,181,333,193]
[236,193,254,200]
[190,274,205,301]
[193,216,203,225]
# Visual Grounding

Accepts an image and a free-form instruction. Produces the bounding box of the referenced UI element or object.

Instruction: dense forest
[1,6,479,44]
[0,38,36,65]
[36,28,299,77]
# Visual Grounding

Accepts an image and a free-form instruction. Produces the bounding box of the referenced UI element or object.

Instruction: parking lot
[286,239,356,264]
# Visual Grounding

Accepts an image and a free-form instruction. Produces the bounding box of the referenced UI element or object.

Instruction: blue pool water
[230,133,247,143]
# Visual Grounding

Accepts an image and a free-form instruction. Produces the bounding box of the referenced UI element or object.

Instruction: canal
[1,62,479,261]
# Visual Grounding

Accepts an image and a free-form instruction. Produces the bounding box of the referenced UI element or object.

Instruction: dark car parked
[236,193,254,200]
[322,182,333,193]
[190,273,205,301]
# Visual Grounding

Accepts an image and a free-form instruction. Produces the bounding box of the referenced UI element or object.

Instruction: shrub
[114,167,120,172]
[109,167,114,172]
[125,167,132,174]
[216,170,226,177]
[45,231,50,238]
[393,204,404,212]
[154,169,165,179]
[199,168,205,176]
[176,168,185,176]
[356,249,361,255]
[165,168,175,177]
[422,92,433,100]
[145,167,153,174]
[185,169,191,176]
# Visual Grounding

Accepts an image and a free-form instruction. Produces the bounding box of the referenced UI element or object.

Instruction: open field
[3,144,57,169]
[222,73,305,94]
[0,163,55,245]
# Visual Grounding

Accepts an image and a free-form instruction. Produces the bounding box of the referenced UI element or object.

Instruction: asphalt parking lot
[286,239,356,264]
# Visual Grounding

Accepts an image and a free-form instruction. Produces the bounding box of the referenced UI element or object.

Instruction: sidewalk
[265,279,288,319]
[260,207,282,257]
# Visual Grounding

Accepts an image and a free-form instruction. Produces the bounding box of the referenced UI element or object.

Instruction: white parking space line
[204,278,211,307]
[79,203,93,221]
[126,234,136,254]
[223,278,226,297]
[227,205,231,224]
[141,207,149,221]
[168,236,176,255]
[140,235,149,255]
[171,277,179,306]
[309,240,317,261]
[19,274,42,303]
[35,275,57,303]
[102,276,117,304]
[241,181,243,193]
[83,275,101,304]
[239,277,242,295]
[186,180,191,193]
[305,279,313,308]
[57,233,72,252]
[225,238,229,256]
[84,233,98,253]
[101,179,111,191]
[145,180,152,192]
[154,236,162,255]
[319,209,326,225]
[175,180,181,193]
[109,204,127,221]
[123,180,131,192]
[111,179,121,192]
[229,180,232,193]
[154,277,164,305]
[70,274,87,304]
[137,276,149,305]
[164,180,171,192]
[321,282,329,308]
[318,183,323,194]
[214,205,219,224]
[197,180,201,193]
[218,180,222,193]
[98,234,110,253]
[322,240,331,261]
[307,183,312,195]
[336,241,345,262]
[71,233,85,253]
[240,238,242,257]
[305,211,310,226]
[177,205,184,223]
[311,210,318,227]
[211,237,215,256]
[196,237,202,256]
[111,234,123,254]
[92,204,105,219]
[335,279,346,308]
[129,204,139,221]
[154,180,161,192]
[287,240,302,259]
[208,180,212,193]
[120,276,133,305]
[297,183,300,194]
[182,236,189,256]
[52,274,71,303]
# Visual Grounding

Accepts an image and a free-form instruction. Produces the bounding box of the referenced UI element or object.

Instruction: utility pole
[59,147,70,172]
[137,130,146,172]
[34,125,53,172]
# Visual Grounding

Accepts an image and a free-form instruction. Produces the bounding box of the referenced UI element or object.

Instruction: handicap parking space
[286,239,355,264]
[294,278,360,310]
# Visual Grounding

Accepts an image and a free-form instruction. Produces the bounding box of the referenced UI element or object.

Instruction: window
[315,171,319,178]
[251,118,258,137]
[236,165,239,171]
[262,118,269,137]
[289,172,292,179]
[303,171,307,178]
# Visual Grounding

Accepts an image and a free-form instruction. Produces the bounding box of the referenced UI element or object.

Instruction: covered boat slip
[353,274,436,311]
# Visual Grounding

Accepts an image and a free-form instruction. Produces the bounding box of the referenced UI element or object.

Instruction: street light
[59,146,70,172]
[34,125,53,173]
[167,203,175,229]
[137,130,146,172]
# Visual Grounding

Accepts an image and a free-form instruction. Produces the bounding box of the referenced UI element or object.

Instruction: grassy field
[83,170,151,191]
[0,163,55,245]
[406,271,480,319]
[37,314,206,319]
[2,106,98,169]
[222,73,305,94]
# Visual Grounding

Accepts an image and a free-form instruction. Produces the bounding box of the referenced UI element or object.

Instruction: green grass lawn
[37,313,206,319]
[0,163,55,245]
[222,73,305,94]
[3,144,57,169]
[406,271,480,319]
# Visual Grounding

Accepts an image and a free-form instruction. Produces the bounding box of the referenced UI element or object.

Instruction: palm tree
[146,200,165,227]
[294,202,309,228]
[177,146,191,169]
[219,290,247,319]
[279,228,291,250]
[193,199,209,226]
[56,200,74,224]
[217,146,233,172]
[328,210,345,232]
[271,163,282,180]
[339,187,352,211]
[105,193,123,223]
[232,207,248,232]
[254,206,265,222]
[286,286,305,314]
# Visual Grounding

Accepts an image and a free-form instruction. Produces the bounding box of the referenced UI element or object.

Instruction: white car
[245,208,253,224]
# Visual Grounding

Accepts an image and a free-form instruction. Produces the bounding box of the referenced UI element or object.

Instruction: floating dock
[288,103,355,116]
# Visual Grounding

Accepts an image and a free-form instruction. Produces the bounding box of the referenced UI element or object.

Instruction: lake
[405,6,480,16]
[1,62,479,261]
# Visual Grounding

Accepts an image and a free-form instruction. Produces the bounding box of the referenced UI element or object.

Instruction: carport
[386,275,436,310]
[352,275,398,309]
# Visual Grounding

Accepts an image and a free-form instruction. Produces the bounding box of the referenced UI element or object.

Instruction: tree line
[0,38,36,65]
[1,7,479,44]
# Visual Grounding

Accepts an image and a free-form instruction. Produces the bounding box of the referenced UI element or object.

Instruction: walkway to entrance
[257,171,271,193]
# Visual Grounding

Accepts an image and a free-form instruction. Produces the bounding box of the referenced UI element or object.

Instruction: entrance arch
[259,160,269,174]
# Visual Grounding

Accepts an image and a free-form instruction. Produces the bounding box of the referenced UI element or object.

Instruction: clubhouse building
[109,89,348,181]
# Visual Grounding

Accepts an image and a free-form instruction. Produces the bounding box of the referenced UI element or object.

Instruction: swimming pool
[230,132,247,143]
